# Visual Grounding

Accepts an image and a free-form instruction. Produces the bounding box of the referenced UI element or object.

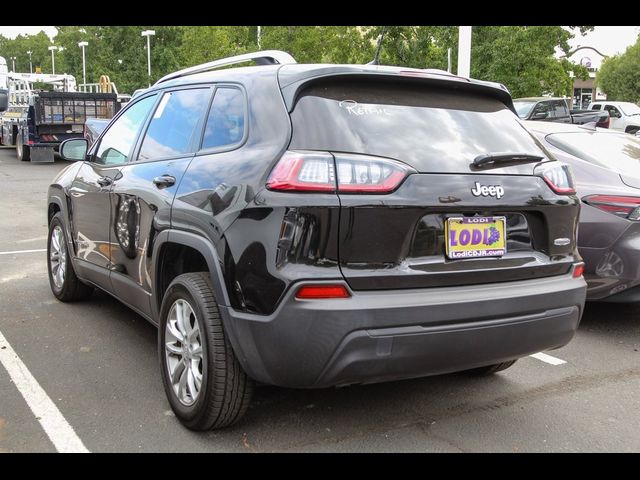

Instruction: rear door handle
[153,175,176,189]
[97,176,113,187]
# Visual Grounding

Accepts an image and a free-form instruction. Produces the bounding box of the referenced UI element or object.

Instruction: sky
[0,25,638,69]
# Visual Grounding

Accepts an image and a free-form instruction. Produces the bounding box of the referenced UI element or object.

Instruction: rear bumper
[221,274,586,388]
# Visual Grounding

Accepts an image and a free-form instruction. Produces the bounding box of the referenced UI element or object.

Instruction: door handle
[97,176,113,187]
[153,175,176,189]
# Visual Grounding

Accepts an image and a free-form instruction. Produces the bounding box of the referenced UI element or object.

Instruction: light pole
[26,51,32,74]
[78,41,88,86]
[457,26,472,78]
[48,46,58,74]
[141,29,155,87]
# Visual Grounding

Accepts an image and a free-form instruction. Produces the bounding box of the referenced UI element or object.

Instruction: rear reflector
[583,195,640,220]
[534,162,576,195]
[267,151,413,194]
[572,263,585,278]
[295,284,351,299]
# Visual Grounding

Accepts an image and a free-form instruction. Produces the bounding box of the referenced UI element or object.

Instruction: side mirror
[533,111,548,120]
[59,138,88,161]
[0,89,8,113]
[612,111,622,119]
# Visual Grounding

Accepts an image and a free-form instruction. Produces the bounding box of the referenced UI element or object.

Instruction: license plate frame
[445,216,507,259]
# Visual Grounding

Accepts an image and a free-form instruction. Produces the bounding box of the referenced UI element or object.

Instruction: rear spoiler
[277,65,516,114]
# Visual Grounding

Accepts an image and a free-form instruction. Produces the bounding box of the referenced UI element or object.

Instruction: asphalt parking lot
[0,146,639,453]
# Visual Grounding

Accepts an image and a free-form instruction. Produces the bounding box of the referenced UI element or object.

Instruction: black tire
[16,135,30,162]
[47,213,93,302]
[626,127,640,135]
[464,360,518,376]
[158,272,254,431]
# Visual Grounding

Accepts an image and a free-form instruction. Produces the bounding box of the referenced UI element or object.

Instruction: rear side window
[138,88,211,161]
[591,104,602,110]
[201,87,245,150]
[289,80,547,173]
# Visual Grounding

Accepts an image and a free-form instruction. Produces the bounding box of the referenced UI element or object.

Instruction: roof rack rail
[155,50,296,85]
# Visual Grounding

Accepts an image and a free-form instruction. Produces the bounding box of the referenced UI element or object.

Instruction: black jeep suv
[48,51,587,430]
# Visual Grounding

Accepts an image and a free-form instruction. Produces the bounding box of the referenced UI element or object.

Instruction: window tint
[138,88,211,161]
[591,104,602,110]
[95,95,156,165]
[201,87,245,150]
[290,81,548,173]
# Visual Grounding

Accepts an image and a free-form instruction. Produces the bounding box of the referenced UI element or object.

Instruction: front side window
[533,102,551,117]
[201,87,245,150]
[95,95,157,165]
[138,88,212,161]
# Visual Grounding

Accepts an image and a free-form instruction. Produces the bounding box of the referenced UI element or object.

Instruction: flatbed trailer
[0,60,119,162]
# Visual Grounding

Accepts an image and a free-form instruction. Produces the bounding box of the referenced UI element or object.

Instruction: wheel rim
[49,225,66,289]
[164,299,204,406]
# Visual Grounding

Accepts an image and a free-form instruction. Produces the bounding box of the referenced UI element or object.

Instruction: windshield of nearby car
[545,131,640,176]
[617,102,640,116]
[513,101,536,119]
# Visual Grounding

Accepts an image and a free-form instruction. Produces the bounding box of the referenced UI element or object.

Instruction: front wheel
[47,213,93,301]
[159,272,254,430]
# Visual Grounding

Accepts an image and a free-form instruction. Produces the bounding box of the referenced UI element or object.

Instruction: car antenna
[367,26,388,65]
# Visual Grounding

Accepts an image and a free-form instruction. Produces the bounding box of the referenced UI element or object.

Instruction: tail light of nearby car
[266,151,414,194]
[534,162,576,195]
[583,195,640,221]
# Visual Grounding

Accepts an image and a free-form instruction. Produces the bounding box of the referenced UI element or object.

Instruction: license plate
[71,124,84,133]
[445,216,507,259]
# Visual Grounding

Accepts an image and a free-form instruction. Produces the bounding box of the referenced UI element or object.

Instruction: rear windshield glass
[546,131,640,177]
[289,80,547,173]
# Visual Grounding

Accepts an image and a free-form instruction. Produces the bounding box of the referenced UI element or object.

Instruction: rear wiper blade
[473,152,544,168]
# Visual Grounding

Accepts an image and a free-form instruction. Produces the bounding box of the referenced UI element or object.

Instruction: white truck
[0,55,119,162]
[588,101,640,134]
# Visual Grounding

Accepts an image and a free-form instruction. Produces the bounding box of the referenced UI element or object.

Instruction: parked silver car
[525,120,640,302]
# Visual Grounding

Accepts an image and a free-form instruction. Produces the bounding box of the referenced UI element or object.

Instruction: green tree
[470,26,591,98]
[597,36,640,103]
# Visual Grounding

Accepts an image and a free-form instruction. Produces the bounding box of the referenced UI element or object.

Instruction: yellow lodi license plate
[445,216,507,259]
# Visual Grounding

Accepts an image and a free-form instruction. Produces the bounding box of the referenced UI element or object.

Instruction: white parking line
[0,330,90,453]
[0,249,46,255]
[529,352,567,365]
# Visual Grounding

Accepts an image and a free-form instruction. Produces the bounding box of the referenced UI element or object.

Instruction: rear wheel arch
[152,231,231,318]
[625,125,640,134]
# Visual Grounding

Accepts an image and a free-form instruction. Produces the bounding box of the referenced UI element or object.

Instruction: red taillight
[266,151,336,192]
[572,263,585,278]
[597,116,610,129]
[583,195,640,220]
[266,151,413,194]
[534,162,576,195]
[295,284,351,299]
